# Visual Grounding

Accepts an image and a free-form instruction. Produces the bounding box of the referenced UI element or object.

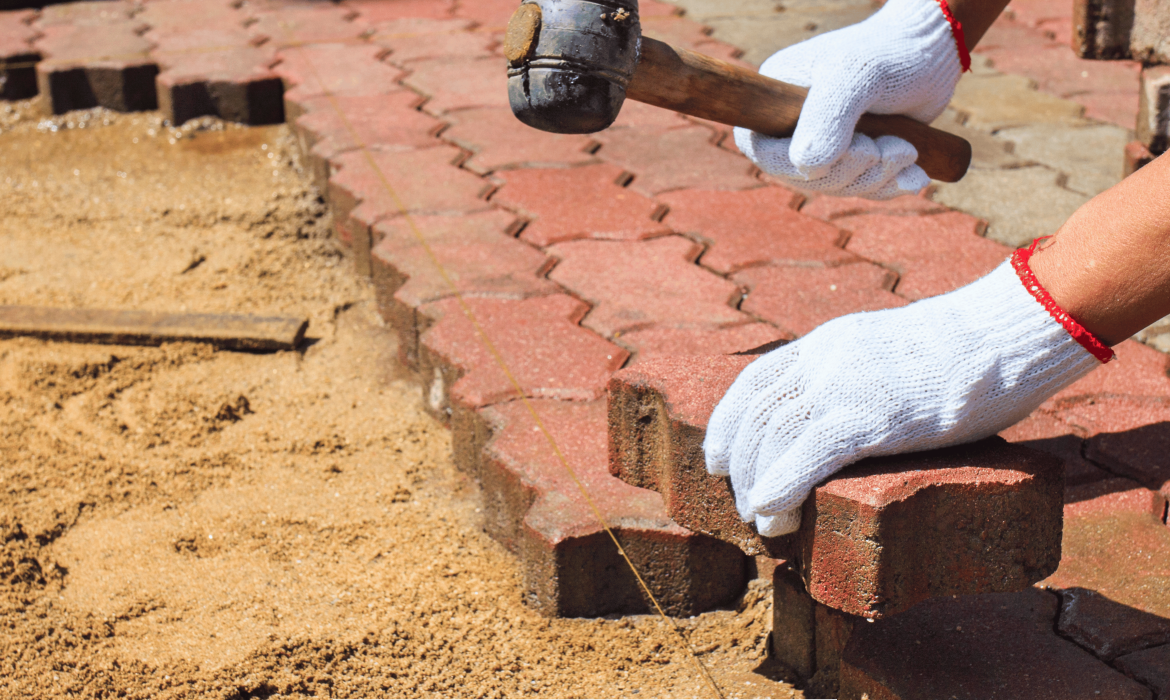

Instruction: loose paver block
[799,192,947,222]
[1000,411,1112,490]
[493,164,669,246]
[419,294,628,415]
[276,44,405,121]
[838,211,1008,299]
[735,263,905,337]
[467,399,747,617]
[1138,65,1170,154]
[248,5,371,48]
[327,145,494,255]
[373,19,494,64]
[608,355,1065,618]
[657,188,855,274]
[547,236,749,337]
[402,56,510,116]
[0,10,38,100]
[293,91,441,189]
[839,590,1153,700]
[155,47,284,127]
[1115,644,1170,700]
[1041,481,1170,664]
[618,324,788,365]
[370,211,558,367]
[346,0,457,22]
[441,107,599,175]
[595,125,762,196]
[34,24,159,113]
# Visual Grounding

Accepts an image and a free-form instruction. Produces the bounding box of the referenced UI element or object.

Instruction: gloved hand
[735,0,965,199]
[703,260,1103,537]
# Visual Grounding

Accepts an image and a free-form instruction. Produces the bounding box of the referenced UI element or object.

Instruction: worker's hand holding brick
[735,0,965,199]
[703,260,1105,536]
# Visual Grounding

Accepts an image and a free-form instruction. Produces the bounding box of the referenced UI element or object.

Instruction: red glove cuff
[1012,239,1115,364]
[934,0,972,73]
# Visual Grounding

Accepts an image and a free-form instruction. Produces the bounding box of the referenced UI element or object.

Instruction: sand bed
[0,104,798,699]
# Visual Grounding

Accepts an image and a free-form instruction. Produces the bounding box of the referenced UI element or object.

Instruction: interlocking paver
[608,99,694,131]
[839,590,1153,700]
[37,0,136,27]
[402,56,510,116]
[547,236,749,337]
[799,193,947,221]
[995,123,1129,196]
[596,125,761,196]
[838,211,1009,300]
[469,399,747,617]
[950,73,1087,131]
[34,24,158,113]
[373,18,494,64]
[618,324,787,365]
[1138,65,1170,154]
[346,0,457,22]
[0,10,39,100]
[1042,480,1170,665]
[248,5,371,48]
[493,164,669,247]
[137,0,244,33]
[452,0,520,27]
[659,188,854,274]
[276,44,405,121]
[1114,644,1170,700]
[1000,411,1112,489]
[931,166,1091,248]
[293,91,441,189]
[371,211,558,368]
[418,294,628,413]
[441,107,599,175]
[608,355,1065,618]
[735,263,905,337]
[931,109,1037,171]
[641,16,747,64]
[155,48,284,127]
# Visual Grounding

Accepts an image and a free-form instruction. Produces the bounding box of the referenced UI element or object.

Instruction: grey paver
[931,166,1089,248]
[932,109,1033,170]
[997,123,1130,196]
[951,73,1088,131]
[698,4,876,65]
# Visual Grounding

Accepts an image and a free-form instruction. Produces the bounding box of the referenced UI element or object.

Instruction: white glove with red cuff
[735,0,966,199]
[704,257,1110,537]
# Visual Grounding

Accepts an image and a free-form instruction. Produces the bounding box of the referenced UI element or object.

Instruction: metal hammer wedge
[505,0,972,183]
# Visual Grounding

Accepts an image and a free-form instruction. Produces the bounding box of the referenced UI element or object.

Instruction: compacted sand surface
[0,104,799,699]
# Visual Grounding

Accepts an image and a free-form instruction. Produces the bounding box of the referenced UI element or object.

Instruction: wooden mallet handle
[628,37,972,183]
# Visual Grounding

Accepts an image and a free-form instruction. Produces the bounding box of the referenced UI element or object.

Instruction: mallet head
[505,0,642,134]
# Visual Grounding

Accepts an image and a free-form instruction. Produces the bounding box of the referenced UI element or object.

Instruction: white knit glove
[704,261,1100,537]
[735,0,963,200]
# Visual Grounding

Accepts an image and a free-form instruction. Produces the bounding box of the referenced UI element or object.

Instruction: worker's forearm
[1029,153,1170,346]
[946,0,1012,49]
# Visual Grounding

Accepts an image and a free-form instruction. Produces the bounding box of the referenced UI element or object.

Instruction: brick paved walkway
[2,0,1169,695]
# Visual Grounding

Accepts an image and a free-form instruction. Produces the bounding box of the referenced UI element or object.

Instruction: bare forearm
[946,0,1012,48]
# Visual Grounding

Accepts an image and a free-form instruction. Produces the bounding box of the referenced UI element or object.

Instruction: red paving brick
[596,125,762,196]
[418,294,628,410]
[619,324,788,365]
[1114,644,1170,700]
[840,590,1152,699]
[735,264,906,337]
[452,0,517,27]
[609,356,1066,618]
[607,99,693,131]
[37,1,135,26]
[1043,481,1170,664]
[659,188,855,274]
[470,399,746,617]
[441,107,599,175]
[492,164,669,246]
[371,211,558,367]
[1047,340,1170,407]
[838,211,1007,301]
[799,193,948,221]
[641,16,743,62]
[1081,402,1170,493]
[547,236,749,337]
[248,5,370,48]
[293,92,441,188]
[1000,411,1112,488]
[137,0,245,33]
[276,44,405,120]
[1005,0,1073,28]
[402,56,510,116]
[373,19,494,63]
[327,145,492,251]
[0,11,39,101]
[34,24,158,113]
[346,0,457,22]
[155,48,284,126]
